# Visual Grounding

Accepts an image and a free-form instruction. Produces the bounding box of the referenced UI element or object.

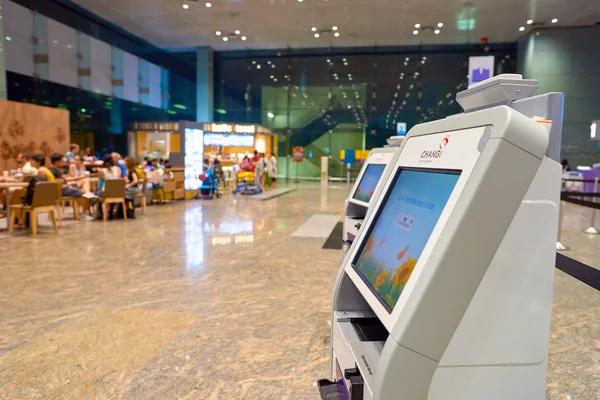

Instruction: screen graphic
[353,169,460,311]
[353,164,386,203]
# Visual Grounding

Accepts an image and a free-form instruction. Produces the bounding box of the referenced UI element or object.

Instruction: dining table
[0,181,29,224]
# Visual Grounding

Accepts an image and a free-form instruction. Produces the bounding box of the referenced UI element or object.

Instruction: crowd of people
[233,151,278,189]
[0,143,174,223]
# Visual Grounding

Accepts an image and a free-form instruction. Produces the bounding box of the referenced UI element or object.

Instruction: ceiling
[70,0,600,51]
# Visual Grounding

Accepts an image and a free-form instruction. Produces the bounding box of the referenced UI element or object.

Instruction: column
[77,32,91,91]
[161,67,170,110]
[33,11,49,81]
[138,58,149,105]
[111,47,124,99]
[196,46,214,122]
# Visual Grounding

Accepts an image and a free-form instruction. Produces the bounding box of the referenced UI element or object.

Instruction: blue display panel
[352,164,386,203]
[352,168,460,311]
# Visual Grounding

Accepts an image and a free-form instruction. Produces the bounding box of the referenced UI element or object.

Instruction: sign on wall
[396,122,407,136]
[468,56,495,86]
[292,146,304,162]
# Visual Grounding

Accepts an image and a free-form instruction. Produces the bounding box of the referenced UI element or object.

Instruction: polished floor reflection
[0,186,598,399]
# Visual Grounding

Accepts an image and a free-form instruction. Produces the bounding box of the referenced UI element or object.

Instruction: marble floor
[0,184,598,399]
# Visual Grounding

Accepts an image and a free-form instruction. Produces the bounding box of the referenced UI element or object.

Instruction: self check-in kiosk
[343,145,401,252]
[319,75,564,400]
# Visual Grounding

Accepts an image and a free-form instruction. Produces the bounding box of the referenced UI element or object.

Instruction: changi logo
[421,135,450,159]
[439,135,450,149]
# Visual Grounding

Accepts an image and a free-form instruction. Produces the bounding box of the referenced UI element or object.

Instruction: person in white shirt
[17,153,38,176]
[268,152,277,188]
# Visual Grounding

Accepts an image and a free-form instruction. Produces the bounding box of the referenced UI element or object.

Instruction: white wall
[47,19,78,88]
[4,0,34,76]
[122,51,139,103]
[90,37,112,96]
[148,62,162,108]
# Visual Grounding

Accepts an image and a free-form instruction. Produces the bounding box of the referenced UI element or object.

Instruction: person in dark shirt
[50,153,82,198]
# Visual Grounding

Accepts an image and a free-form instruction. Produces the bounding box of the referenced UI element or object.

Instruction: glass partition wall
[213,44,516,180]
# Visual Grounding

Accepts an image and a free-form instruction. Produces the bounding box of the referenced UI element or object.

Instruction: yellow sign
[209,123,256,134]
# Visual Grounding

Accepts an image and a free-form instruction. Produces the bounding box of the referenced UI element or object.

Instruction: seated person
[18,152,38,176]
[30,154,55,181]
[134,162,145,182]
[82,147,97,163]
[96,155,122,196]
[112,152,127,178]
[68,155,94,197]
[49,153,82,198]
[124,157,140,199]
[142,157,153,172]
[147,158,164,190]
[200,165,216,196]
[65,144,80,161]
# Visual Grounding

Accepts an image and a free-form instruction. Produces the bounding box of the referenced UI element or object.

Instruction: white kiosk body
[343,147,399,251]
[320,75,563,400]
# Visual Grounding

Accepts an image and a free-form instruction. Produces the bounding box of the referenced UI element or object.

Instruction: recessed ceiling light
[257,64,261,69]
[526,19,533,25]
[235,30,241,35]
[271,64,275,68]
[270,75,274,78]
[344,62,348,66]
[311,27,317,32]
[551,18,558,23]
[267,61,272,64]
[241,36,247,41]
[274,78,278,82]
[297,0,303,2]
[434,29,440,34]
[437,22,443,27]
[205,2,211,7]
[5,36,11,41]
[414,23,421,28]
[326,59,331,63]
[314,33,320,38]
[519,26,525,32]
[215,31,221,36]
[223,37,229,41]
[413,30,419,35]
[252,60,256,64]
[332,26,338,31]
[334,32,340,37]
[342,58,347,62]
[183,3,189,9]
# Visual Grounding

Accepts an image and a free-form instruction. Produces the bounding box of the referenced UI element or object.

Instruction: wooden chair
[9,181,59,236]
[98,179,127,222]
[55,179,79,227]
[135,175,148,216]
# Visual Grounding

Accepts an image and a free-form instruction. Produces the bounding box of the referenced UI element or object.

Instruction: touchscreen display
[352,164,386,203]
[352,168,460,311]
